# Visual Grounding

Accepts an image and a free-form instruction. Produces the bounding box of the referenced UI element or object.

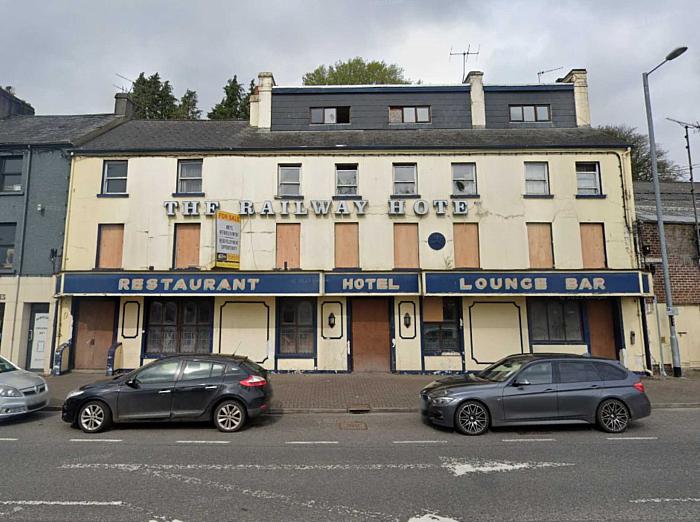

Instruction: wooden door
[74,299,116,370]
[587,300,617,359]
[351,298,391,372]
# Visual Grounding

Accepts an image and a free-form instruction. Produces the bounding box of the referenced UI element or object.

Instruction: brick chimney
[466,71,485,129]
[114,92,134,117]
[557,69,590,127]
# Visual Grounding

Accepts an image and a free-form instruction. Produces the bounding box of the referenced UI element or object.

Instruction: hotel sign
[424,271,650,296]
[324,273,420,294]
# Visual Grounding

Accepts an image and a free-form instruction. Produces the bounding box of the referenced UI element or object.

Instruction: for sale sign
[215,211,240,269]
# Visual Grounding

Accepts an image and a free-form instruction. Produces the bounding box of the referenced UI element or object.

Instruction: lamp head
[666,46,688,61]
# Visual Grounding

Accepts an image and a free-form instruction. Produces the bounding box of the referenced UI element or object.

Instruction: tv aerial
[537,66,563,83]
[450,44,480,83]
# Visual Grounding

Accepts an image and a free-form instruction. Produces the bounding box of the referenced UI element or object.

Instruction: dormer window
[310,107,350,124]
[389,106,431,123]
[510,105,550,122]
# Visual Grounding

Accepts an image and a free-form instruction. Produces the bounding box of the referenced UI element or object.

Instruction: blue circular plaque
[428,232,446,251]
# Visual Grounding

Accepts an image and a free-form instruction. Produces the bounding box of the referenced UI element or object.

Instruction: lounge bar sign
[324,273,420,294]
[424,271,650,296]
[61,272,321,295]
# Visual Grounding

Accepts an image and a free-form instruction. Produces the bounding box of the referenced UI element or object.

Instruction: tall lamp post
[642,46,688,377]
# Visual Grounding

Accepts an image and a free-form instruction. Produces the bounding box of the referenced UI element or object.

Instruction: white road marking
[441,457,574,476]
[630,498,700,504]
[0,438,18,441]
[175,440,229,444]
[501,438,556,442]
[607,436,658,440]
[285,441,338,445]
[69,438,122,443]
[0,500,123,506]
[393,440,448,444]
[409,515,459,522]
[61,462,437,472]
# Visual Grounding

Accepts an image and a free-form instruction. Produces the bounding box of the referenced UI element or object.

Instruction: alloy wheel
[599,400,629,433]
[80,403,105,432]
[216,402,244,432]
[456,401,489,435]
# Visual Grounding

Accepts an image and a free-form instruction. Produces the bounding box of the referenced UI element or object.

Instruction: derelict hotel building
[53,69,653,375]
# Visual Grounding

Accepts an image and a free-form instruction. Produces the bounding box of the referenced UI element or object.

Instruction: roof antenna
[115,73,135,92]
[537,66,563,83]
[450,44,480,83]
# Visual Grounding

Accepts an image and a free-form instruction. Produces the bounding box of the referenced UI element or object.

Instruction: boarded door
[351,298,391,372]
[527,223,554,269]
[587,300,617,359]
[74,299,116,370]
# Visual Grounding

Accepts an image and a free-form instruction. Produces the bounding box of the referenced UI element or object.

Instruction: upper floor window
[177,159,203,194]
[452,163,477,196]
[310,107,350,124]
[389,106,430,124]
[576,162,602,196]
[0,223,17,270]
[278,165,301,197]
[393,164,417,196]
[335,164,358,196]
[101,160,128,194]
[510,105,550,122]
[0,156,22,192]
[525,162,550,195]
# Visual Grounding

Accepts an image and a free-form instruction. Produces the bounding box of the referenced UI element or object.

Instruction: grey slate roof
[76,119,630,153]
[0,114,122,146]
[634,181,700,224]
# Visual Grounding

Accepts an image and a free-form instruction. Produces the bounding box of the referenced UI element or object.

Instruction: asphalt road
[0,409,698,521]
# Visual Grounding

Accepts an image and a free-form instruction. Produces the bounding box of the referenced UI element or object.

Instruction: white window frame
[101,160,128,194]
[389,106,431,124]
[525,162,550,195]
[451,163,477,196]
[392,164,417,196]
[176,159,203,194]
[335,164,358,196]
[510,105,551,122]
[576,162,602,196]
[278,164,302,197]
[310,106,350,124]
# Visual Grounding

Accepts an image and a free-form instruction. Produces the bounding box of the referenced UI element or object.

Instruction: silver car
[0,355,49,420]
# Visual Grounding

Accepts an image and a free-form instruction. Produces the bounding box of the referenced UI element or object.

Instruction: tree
[130,72,200,120]
[302,57,410,85]
[598,125,681,181]
[208,76,255,120]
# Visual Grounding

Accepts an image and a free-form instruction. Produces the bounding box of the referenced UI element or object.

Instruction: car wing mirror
[125,378,139,388]
[514,379,530,387]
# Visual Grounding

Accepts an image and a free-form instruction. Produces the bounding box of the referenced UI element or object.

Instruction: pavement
[0,408,699,520]
[43,369,700,413]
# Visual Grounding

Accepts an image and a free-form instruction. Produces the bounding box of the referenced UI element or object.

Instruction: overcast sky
[1,0,698,171]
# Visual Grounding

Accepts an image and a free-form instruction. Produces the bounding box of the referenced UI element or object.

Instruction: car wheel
[78,401,112,434]
[455,400,490,436]
[214,400,247,433]
[597,399,630,433]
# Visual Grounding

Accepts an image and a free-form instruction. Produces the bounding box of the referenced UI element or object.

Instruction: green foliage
[598,125,681,181]
[302,57,411,85]
[130,72,200,120]
[208,76,256,120]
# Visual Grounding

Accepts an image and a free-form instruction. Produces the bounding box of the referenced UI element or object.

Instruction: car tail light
[633,381,645,393]
[240,375,267,388]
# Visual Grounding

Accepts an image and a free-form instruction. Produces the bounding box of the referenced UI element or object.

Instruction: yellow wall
[645,302,700,370]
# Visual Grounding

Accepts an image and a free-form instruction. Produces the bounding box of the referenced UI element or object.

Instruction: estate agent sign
[215,211,240,269]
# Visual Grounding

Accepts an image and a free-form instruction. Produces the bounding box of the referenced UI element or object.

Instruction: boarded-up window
[453,223,480,268]
[527,223,554,269]
[580,223,607,268]
[394,223,419,268]
[96,224,124,269]
[335,223,359,268]
[174,223,200,269]
[276,223,301,269]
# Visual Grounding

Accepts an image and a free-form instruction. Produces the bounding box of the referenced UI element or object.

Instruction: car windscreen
[477,358,528,382]
[0,356,17,373]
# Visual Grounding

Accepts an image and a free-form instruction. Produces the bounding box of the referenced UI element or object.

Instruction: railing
[105,341,123,376]
[52,340,72,376]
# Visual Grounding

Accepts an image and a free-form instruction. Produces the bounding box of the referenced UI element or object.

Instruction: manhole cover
[338,421,368,431]
[347,403,371,414]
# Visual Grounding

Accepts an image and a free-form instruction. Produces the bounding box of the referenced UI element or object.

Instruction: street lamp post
[642,46,688,377]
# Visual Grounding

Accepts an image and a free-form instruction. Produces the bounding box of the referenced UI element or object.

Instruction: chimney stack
[254,72,275,129]
[557,69,590,127]
[114,92,134,118]
[466,71,486,129]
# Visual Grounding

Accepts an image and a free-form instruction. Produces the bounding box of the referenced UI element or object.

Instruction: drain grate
[338,420,368,431]
[347,403,371,414]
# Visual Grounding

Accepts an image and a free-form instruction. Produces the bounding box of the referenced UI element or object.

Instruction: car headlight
[65,389,85,400]
[0,385,23,398]
[431,396,457,406]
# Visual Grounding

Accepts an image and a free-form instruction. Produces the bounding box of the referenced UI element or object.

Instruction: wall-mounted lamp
[403,312,411,328]
[328,312,336,329]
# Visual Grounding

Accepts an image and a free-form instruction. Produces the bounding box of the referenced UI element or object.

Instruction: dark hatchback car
[62,355,271,433]
[421,354,651,435]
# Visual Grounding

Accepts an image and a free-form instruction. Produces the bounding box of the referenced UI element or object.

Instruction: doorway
[350,298,391,372]
[26,303,50,371]
[73,299,117,370]
[587,299,618,359]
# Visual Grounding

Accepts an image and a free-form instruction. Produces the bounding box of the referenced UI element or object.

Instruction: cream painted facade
[645,302,700,370]
[54,145,653,374]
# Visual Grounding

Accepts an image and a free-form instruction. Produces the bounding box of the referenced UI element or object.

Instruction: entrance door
[26,304,50,371]
[351,298,391,372]
[74,299,116,370]
[587,300,617,359]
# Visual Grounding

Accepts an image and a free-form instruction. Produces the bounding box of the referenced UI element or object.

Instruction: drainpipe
[8,145,32,366]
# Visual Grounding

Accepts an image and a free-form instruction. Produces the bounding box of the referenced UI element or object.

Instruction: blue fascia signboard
[61,272,321,295]
[324,273,420,294]
[424,271,650,296]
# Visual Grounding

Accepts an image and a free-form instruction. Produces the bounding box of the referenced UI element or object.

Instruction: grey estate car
[0,355,49,420]
[421,354,651,435]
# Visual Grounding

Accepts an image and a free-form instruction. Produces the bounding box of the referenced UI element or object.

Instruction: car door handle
[590,384,600,388]
[204,385,218,390]
[544,388,555,392]
[158,389,172,394]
